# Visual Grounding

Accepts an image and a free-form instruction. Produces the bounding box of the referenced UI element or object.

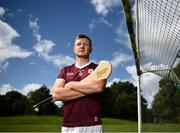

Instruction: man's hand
[64,82,74,89]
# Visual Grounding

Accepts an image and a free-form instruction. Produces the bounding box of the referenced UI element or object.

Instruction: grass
[0,116,180,132]
[102,118,137,132]
[0,116,62,132]
[142,123,180,132]
[0,115,137,132]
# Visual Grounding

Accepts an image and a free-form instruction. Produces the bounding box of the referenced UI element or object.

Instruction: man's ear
[90,48,93,53]
[73,46,75,52]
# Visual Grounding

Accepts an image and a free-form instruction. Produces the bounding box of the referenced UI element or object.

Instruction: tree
[102,81,147,120]
[151,63,180,123]
[27,85,59,115]
[0,91,27,116]
[173,63,180,79]
[0,95,11,116]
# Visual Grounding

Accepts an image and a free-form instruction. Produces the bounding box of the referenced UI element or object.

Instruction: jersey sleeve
[57,68,66,81]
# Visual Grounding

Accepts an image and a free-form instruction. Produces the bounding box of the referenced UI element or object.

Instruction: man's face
[73,38,92,58]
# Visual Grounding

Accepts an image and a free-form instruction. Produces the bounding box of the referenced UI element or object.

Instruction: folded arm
[65,79,107,94]
[51,77,106,101]
[51,78,85,101]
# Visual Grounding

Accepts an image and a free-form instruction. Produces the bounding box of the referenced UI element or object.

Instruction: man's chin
[77,55,89,58]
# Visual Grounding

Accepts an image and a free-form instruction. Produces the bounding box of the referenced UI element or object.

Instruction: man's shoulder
[61,63,75,71]
[91,61,97,65]
[89,62,98,68]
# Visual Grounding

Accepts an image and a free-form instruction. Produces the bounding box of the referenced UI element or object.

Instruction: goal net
[122,0,180,132]
[137,0,180,132]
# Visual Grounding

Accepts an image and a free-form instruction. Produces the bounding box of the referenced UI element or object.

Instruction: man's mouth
[79,49,85,52]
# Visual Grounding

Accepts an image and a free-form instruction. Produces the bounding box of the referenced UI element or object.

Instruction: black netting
[138,0,180,79]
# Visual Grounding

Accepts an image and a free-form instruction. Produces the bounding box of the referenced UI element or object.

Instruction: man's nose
[79,43,85,48]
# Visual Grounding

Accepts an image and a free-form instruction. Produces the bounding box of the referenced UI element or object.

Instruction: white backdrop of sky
[0,0,161,108]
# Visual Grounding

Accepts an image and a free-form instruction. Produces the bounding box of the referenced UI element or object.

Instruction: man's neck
[75,58,90,67]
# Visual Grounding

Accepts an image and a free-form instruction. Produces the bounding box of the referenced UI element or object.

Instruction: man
[51,34,106,133]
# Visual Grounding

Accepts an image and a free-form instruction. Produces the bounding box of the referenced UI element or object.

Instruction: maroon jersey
[57,62,102,127]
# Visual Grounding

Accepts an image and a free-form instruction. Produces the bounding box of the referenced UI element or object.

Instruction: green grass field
[0,116,137,132]
[142,123,180,132]
[0,116,180,132]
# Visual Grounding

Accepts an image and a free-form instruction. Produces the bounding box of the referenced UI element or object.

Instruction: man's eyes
[76,43,89,46]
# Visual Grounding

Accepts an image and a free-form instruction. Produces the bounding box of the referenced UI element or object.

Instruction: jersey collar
[75,61,91,69]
